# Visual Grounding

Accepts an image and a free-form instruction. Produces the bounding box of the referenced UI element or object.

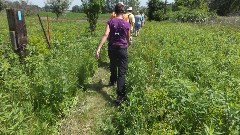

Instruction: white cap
[118,2,124,6]
[127,7,132,11]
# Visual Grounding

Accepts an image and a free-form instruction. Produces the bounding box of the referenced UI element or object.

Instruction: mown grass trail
[59,61,117,134]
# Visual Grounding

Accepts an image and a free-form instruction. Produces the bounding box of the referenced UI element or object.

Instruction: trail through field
[59,61,117,135]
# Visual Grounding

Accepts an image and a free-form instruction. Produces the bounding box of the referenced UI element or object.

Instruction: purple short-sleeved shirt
[107,18,130,50]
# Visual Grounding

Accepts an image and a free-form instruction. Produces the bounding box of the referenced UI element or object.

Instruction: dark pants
[108,48,128,97]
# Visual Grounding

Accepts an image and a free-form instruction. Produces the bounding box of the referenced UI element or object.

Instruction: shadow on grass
[98,60,109,69]
[85,80,117,106]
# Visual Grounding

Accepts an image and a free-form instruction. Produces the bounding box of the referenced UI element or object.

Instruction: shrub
[169,9,210,23]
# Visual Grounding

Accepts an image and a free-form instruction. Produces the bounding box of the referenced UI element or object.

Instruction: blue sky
[28,0,175,9]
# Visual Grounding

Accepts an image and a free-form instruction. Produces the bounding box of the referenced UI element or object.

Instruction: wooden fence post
[6,8,28,53]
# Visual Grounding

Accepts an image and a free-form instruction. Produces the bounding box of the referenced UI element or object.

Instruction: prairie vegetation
[0,11,239,134]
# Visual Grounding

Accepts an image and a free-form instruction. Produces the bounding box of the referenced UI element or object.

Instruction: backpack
[128,13,132,24]
[123,13,132,24]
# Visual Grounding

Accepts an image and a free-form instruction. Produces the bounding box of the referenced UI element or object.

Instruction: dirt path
[59,62,117,135]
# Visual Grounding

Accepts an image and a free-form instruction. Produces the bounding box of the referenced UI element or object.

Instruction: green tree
[0,0,4,11]
[209,0,240,16]
[6,1,21,9]
[47,0,72,20]
[101,0,113,13]
[81,0,102,35]
[127,0,140,13]
[139,5,147,15]
[171,0,209,22]
[27,5,42,13]
[20,0,29,15]
[173,0,208,11]
[230,0,240,13]
[72,5,83,12]
[147,0,165,21]
[44,4,52,12]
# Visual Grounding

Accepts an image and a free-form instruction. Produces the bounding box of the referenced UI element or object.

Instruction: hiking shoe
[115,95,124,105]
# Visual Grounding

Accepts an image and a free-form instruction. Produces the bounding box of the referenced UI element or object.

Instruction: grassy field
[0,11,240,134]
[0,12,106,134]
[117,21,240,134]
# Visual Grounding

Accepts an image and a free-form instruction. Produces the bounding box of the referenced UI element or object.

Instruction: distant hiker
[96,3,131,104]
[141,12,145,27]
[134,11,142,37]
[125,7,135,33]
[124,7,135,45]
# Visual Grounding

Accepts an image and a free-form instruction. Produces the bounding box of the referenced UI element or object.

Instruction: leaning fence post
[37,14,51,49]
[47,14,50,44]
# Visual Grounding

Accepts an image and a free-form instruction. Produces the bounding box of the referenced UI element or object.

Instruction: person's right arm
[96,24,110,59]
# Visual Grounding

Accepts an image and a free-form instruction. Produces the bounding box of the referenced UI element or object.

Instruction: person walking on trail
[96,3,131,104]
[141,12,145,27]
[125,7,135,33]
[134,11,142,37]
[124,7,135,45]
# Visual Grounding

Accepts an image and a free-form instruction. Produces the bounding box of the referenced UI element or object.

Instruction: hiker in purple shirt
[96,3,131,104]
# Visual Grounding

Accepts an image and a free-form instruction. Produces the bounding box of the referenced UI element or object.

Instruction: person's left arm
[96,24,110,59]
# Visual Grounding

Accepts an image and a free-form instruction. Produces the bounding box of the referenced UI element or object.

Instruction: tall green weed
[111,22,240,134]
[0,14,102,134]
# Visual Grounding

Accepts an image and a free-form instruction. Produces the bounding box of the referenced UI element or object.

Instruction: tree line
[1,0,239,17]
[148,0,240,22]
[1,0,240,27]
[72,0,141,14]
[0,0,42,14]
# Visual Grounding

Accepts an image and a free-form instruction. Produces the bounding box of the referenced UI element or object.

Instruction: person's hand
[96,48,100,59]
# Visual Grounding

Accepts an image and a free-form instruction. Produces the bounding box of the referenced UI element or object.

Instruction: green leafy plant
[81,0,102,35]
[46,0,71,20]
[108,21,240,134]
[0,13,101,134]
